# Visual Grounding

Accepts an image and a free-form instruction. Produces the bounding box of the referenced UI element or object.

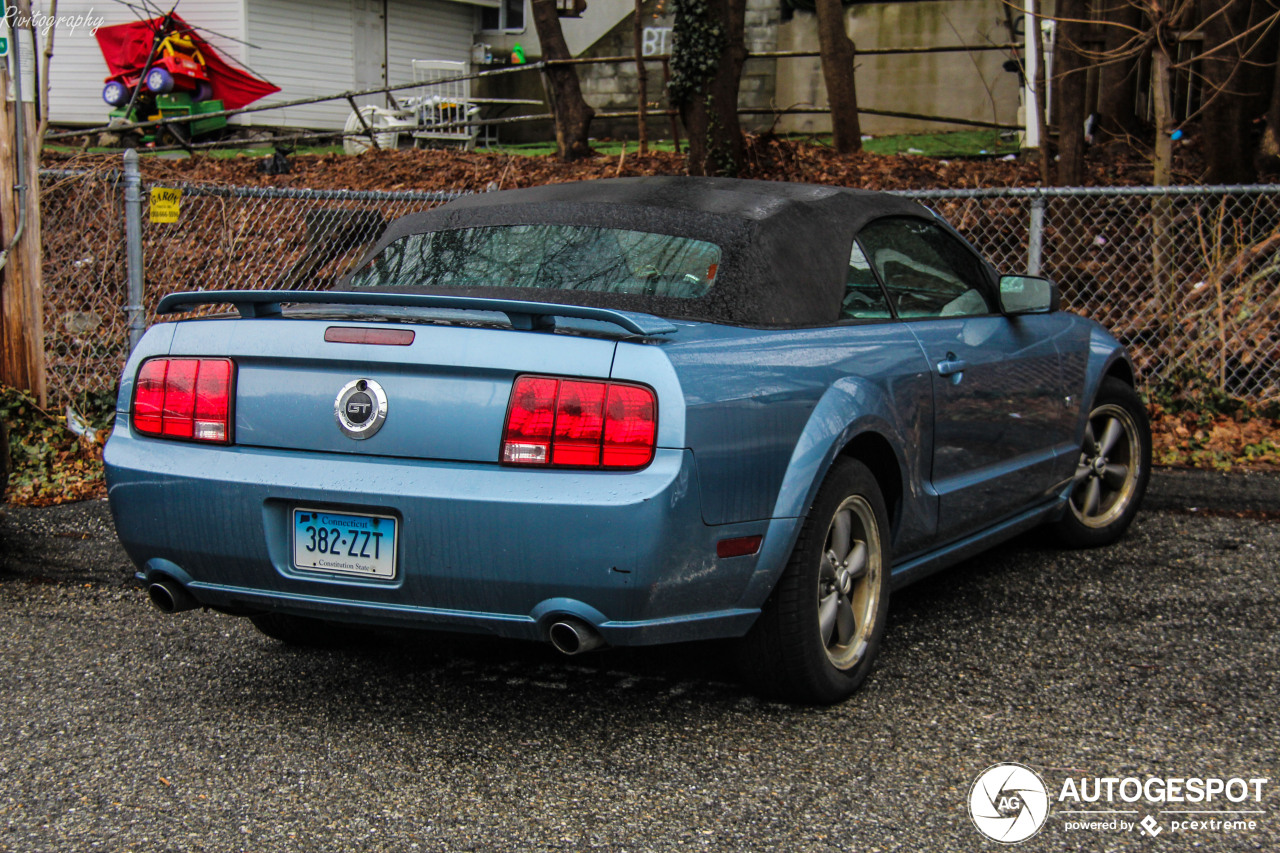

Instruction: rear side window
[349,225,722,299]
[856,218,993,318]
[842,240,892,319]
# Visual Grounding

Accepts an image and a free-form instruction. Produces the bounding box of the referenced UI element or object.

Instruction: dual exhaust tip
[148,579,606,656]
[146,578,199,614]
[548,617,605,656]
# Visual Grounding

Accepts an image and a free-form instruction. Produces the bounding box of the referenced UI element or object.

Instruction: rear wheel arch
[839,431,903,544]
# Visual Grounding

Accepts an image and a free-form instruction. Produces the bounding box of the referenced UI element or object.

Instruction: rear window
[348,225,721,298]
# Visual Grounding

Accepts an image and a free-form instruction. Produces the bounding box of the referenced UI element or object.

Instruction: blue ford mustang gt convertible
[105,177,1150,703]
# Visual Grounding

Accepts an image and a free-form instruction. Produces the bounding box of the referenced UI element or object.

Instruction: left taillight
[132,357,234,443]
[501,375,657,469]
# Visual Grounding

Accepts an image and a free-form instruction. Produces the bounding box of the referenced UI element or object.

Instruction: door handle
[937,353,967,385]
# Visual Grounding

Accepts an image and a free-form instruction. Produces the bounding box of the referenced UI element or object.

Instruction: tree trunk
[1054,0,1091,185]
[0,0,48,404]
[530,0,595,161]
[1096,0,1143,143]
[670,0,747,177]
[1260,46,1280,167]
[815,0,861,153]
[1199,0,1257,184]
[633,0,649,155]
[1151,46,1174,185]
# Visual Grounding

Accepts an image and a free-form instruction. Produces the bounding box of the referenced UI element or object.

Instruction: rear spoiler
[155,290,679,336]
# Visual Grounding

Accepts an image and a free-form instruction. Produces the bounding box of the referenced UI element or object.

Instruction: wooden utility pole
[0,0,46,405]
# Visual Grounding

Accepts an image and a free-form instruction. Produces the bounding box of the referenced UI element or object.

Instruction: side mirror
[998,275,1059,315]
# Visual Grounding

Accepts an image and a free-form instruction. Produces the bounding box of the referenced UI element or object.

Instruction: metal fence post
[1027,194,1046,275]
[123,149,145,352]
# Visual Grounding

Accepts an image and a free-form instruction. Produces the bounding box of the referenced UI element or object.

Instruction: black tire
[249,612,354,648]
[1053,377,1151,548]
[739,458,892,704]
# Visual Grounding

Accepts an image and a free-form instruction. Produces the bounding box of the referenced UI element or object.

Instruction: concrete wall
[571,0,781,141]
[485,0,1024,144]
[775,0,1023,136]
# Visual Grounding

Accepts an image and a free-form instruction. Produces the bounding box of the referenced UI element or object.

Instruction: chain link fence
[40,167,130,409]
[904,186,1280,405]
[38,167,1280,409]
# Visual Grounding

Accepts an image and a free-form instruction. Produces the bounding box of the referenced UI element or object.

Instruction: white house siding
[247,0,480,129]
[386,0,475,88]
[38,0,486,130]
[245,0,358,128]
[42,0,246,126]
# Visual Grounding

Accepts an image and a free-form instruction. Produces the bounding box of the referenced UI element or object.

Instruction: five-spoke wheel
[818,495,882,671]
[740,458,890,704]
[1055,377,1151,547]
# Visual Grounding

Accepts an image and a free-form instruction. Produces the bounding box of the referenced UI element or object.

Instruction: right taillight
[132,357,234,443]
[502,375,656,469]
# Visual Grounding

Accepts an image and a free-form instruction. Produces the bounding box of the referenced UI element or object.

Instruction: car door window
[842,240,892,319]
[857,218,994,318]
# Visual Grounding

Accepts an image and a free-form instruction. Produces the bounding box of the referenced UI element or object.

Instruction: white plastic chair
[409,60,479,147]
[342,106,417,154]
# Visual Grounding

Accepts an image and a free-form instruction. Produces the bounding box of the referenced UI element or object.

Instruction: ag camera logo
[969,763,1051,843]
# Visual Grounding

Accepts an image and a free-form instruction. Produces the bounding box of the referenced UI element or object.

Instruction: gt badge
[335,378,388,439]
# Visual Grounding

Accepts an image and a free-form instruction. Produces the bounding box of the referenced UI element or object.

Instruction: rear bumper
[105,430,788,645]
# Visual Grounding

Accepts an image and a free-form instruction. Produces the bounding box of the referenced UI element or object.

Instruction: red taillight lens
[133,360,168,434]
[552,380,606,466]
[502,376,559,464]
[160,359,198,438]
[132,357,234,443]
[603,383,657,468]
[502,375,656,469]
[193,359,232,441]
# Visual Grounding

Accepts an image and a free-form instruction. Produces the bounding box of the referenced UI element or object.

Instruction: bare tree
[669,0,747,176]
[1095,0,1145,142]
[815,0,861,153]
[1055,0,1092,185]
[1198,0,1275,184]
[530,0,595,161]
[1026,0,1280,184]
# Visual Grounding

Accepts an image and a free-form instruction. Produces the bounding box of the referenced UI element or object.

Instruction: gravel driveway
[1,470,1276,852]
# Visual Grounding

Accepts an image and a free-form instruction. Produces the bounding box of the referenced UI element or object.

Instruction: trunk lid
[166,313,620,463]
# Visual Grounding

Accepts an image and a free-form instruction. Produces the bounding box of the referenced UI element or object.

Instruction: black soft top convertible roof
[339,176,932,327]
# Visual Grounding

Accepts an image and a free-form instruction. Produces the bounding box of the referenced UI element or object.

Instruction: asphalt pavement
[0,469,1276,852]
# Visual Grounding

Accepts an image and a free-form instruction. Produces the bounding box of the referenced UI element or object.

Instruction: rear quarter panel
[647,323,936,554]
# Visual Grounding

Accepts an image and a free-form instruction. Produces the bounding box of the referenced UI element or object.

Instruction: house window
[481,0,525,32]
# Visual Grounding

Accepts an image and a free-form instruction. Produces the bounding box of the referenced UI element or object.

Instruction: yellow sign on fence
[149,188,182,223]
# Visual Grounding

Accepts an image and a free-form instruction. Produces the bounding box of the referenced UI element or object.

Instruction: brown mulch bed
[42,135,1195,193]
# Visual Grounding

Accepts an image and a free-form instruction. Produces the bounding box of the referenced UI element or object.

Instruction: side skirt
[889,497,1067,592]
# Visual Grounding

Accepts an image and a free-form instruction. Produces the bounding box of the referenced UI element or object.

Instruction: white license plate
[292,509,397,579]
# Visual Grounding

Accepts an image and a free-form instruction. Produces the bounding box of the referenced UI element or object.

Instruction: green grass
[48,130,1016,160]
[859,130,1019,157]
[488,130,1017,159]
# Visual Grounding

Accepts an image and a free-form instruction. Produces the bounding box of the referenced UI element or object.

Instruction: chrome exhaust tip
[548,618,605,655]
[147,578,198,614]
